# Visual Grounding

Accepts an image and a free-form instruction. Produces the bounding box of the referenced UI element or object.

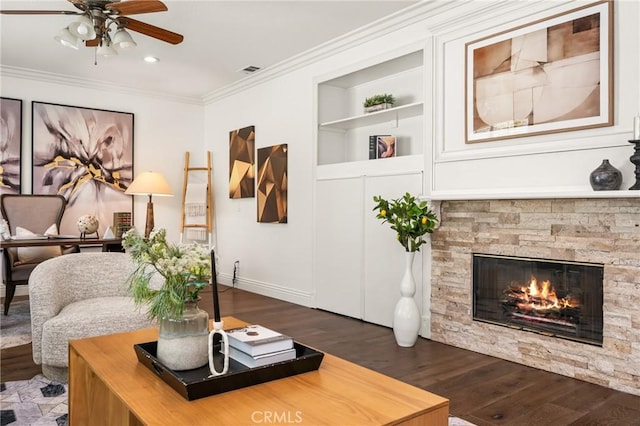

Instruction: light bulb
[68,15,96,41]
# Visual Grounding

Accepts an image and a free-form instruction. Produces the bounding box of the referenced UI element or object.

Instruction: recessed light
[144,56,159,63]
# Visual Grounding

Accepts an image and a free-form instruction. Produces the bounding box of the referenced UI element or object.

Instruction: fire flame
[517,276,576,311]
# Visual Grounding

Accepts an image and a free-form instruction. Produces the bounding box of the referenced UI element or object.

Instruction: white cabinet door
[315,177,364,319]
[363,172,423,327]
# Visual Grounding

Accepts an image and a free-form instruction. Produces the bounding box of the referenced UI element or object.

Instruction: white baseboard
[216,273,315,308]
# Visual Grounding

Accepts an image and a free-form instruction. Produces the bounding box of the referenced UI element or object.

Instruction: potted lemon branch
[372,192,438,252]
[372,192,438,347]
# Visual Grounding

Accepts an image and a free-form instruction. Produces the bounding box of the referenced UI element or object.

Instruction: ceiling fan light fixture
[54,27,80,50]
[97,42,118,57]
[68,15,96,40]
[113,27,137,49]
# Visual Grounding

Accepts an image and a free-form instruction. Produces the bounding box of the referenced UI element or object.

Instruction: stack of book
[113,212,132,238]
[369,135,397,159]
[225,324,296,368]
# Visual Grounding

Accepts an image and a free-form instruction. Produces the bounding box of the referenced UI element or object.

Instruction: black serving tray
[134,341,324,401]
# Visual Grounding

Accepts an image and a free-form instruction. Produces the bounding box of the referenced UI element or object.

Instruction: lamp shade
[125,172,173,197]
[54,27,80,50]
[97,42,118,57]
[113,28,137,49]
[68,15,96,41]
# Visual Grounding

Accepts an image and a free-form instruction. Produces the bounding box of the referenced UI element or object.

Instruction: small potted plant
[363,93,396,113]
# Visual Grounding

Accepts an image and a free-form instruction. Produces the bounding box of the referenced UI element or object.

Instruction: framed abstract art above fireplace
[465,0,613,143]
[31,101,134,236]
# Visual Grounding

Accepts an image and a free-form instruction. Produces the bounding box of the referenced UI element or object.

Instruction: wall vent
[239,65,261,74]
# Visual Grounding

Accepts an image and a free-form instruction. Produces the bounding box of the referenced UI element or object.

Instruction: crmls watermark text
[251,411,303,424]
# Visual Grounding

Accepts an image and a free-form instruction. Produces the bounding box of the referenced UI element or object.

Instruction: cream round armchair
[29,252,155,382]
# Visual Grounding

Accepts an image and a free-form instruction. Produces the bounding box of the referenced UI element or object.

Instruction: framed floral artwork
[1,97,22,194]
[465,1,613,143]
[31,101,134,236]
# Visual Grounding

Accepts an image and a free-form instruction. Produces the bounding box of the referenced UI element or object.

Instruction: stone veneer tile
[430,198,640,397]
[615,213,640,227]
[490,200,553,213]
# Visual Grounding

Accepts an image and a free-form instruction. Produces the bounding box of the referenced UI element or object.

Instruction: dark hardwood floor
[2,287,639,425]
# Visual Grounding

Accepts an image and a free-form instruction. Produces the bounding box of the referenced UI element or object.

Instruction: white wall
[0,75,203,297]
[0,75,204,242]
[204,0,640,310]
[3,0,638,310]
[431,0,640,197]
[204,22,430,305]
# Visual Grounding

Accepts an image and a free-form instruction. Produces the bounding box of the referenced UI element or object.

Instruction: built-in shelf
[317,154,423,180]
[319,102,423,130]
[316,47,424,167]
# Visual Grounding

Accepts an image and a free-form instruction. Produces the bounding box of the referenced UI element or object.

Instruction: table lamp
[125,171,173,238]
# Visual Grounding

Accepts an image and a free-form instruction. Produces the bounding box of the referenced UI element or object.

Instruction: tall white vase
[393,251,421,347]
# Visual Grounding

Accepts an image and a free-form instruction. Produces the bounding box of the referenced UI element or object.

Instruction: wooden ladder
[180,151,213,245]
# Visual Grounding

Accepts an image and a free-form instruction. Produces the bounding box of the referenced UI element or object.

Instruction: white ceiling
[0,1,418,100]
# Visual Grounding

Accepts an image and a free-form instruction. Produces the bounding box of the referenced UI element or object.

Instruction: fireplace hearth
[473,253,604,346]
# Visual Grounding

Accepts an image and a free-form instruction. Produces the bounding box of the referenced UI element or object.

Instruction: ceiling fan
[1,0,183,56]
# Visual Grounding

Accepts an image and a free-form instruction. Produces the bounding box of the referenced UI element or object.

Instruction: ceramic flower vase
[393,251,421,347]
[156,299,209,370]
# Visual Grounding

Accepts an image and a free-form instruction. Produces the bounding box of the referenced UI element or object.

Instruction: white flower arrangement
[122,228,211,320]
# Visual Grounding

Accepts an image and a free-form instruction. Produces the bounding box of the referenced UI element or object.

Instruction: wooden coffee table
[69,317,449,425]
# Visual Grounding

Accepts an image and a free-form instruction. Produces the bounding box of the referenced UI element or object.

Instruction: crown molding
[201,0,570,105]
[0,65,204,106]
[1,0,579,106]
[202,1,457,104]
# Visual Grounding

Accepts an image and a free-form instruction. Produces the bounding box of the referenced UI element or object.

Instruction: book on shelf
[224,346,297,368]
[369,135,397,160]
[226,324,294,357]
[113,212,132,238]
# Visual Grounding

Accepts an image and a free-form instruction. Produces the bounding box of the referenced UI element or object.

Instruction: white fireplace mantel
[422,188,640,202]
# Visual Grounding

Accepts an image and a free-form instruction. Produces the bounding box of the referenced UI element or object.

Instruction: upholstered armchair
[1,194,79,315]
[29,252,155,382]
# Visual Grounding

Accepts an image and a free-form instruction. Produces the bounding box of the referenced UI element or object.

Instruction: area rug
[0,375,474,426]
[0,299,31,349]
[0,375,67,426]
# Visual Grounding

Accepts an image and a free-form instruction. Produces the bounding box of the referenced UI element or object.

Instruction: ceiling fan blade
[107,1,168,15]
[0,10,79,15]
[86,38,100,47]
[119,17,183,44]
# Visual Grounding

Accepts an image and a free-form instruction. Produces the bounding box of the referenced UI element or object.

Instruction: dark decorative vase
[589,159,622,191]
[629,140,640,190]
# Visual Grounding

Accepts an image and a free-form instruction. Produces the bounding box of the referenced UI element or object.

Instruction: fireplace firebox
[472,254,604,346]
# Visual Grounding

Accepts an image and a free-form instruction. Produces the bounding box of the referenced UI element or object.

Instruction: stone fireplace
[472,253,604,346]
[429,198,640,396]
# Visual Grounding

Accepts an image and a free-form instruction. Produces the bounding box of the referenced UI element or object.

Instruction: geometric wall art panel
[257,144,287,223]
[229,125,255,198]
